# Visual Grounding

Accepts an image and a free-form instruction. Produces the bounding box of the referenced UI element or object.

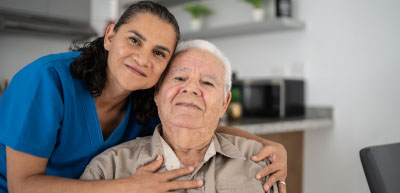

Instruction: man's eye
[154,50,166,58]
[202,81,214,86]
[174,77,185,81]
[129,37,140,45]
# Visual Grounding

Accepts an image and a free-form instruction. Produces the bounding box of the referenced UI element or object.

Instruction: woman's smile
[124,64,147,77]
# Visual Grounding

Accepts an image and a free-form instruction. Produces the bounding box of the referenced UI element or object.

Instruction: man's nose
[182,81,200,96]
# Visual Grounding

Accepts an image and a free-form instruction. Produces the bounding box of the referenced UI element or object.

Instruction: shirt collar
[153,125,246,170]
[213,133,246,160]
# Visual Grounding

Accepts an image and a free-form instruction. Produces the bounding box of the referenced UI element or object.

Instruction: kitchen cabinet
[0,0,48,16]
[0,0,94,39]
[0,0,90,22]
[181,17,305,40]
[48,0,90,22]
[120,0,201,8]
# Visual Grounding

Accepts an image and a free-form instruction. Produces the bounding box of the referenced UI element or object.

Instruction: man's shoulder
[104,136,153,155]
[215,133,264,158]
[88,136,152,165]
[81,136,153,180]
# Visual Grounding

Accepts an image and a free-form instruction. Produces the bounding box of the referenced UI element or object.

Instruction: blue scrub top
[0,52,159,192]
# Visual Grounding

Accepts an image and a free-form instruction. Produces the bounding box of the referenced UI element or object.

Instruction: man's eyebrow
[204,74,220,84]
[128,30,146,41]
[128,30,171,54]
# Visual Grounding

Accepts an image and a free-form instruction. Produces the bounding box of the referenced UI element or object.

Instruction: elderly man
[80,40,279,193]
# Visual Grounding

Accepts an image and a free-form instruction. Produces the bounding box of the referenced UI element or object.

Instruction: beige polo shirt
[80,125,278,193]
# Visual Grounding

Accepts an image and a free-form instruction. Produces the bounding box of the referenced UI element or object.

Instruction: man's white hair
[175,39,232,98]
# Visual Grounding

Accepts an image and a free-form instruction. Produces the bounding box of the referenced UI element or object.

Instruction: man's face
[155,49,231,131]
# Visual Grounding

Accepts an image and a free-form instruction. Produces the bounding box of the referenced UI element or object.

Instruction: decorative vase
[190,18,202,31]
[252,8,265,22]
[227,102,242,121]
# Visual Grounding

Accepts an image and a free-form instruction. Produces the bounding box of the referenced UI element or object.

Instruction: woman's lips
[125,64,147,77]
[176,102,202,110]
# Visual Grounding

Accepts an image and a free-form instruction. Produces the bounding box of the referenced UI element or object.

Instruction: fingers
[140,155,163,172]
[160,166,195,181]
[256,163,280,180]
[251,146,275,162]
[165,179,203,191]
[278,182,287,193]
[262,171,286,192]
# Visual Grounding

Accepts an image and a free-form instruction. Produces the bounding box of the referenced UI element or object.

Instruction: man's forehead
[170,66,189,73]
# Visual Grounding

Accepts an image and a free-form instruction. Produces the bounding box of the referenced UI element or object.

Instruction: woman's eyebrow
[128,30,170,54]
[128,30,146,41]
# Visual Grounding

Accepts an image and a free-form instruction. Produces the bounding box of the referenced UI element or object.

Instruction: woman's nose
[134,49,151,68]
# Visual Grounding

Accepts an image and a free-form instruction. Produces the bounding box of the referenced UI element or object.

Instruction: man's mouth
[125,64,147,77]
[176,102,202,110]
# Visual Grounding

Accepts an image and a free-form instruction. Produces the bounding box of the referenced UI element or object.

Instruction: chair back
[360,142,400,193]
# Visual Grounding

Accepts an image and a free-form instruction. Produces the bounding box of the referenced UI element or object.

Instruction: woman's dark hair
[69,1,180,125]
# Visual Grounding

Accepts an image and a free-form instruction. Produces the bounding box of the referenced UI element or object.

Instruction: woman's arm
[6,147,201,193]
[216,126,281,146]
[216,126,287,193]
[6,146,121,193]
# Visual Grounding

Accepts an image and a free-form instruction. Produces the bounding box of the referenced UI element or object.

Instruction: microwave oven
[232,78,305,118]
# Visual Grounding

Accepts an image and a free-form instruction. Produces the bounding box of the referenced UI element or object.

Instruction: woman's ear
[104,24,116,51]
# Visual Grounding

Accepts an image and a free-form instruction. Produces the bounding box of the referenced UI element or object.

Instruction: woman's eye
[153,50,166,58]
[129,37,140,45]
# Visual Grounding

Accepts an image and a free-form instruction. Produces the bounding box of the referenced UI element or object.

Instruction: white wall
[170,0,400,193]
[301,0,400,193]
[0,33,72,80]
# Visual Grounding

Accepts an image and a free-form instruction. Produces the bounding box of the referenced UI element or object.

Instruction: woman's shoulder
[13,52,80,81]
[23,52,80,72]
[34,51,80,64]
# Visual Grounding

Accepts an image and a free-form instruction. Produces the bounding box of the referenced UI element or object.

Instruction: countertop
[219,107,334,135]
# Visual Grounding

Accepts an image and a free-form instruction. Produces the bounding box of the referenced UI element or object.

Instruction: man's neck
[161,126,213,168]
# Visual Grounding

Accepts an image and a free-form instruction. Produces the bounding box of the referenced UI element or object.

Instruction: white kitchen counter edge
[222,118,334,135]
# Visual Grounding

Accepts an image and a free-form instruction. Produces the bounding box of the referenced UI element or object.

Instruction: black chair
[360,142,400,193]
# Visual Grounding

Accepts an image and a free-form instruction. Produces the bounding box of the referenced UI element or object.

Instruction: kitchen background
[1,0,400,193]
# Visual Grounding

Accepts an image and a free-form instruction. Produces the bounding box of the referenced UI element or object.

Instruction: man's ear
[154,89,159,107]
[104,24,116,51]
[220,91,232,118]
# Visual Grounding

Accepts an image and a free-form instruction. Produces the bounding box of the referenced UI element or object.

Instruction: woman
[81,39,280,193]
[0,1,286,193]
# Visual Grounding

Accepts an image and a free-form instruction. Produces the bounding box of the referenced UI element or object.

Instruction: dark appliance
[232,78,305,118]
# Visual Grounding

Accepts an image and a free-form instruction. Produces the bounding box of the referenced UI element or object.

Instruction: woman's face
[155,49,231,132]
[104,13,176,93]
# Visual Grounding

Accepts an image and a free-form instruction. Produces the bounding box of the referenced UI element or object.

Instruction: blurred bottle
[227,87,242,122]
[276,0,292,17]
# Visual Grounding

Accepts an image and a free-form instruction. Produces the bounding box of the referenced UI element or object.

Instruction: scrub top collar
[74,78,132,149]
